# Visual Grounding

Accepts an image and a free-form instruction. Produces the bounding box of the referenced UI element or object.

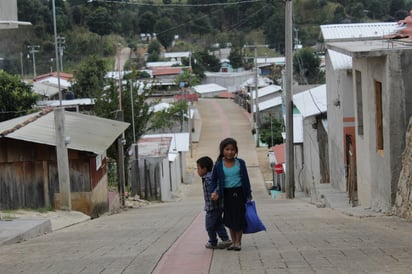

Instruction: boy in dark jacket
[196,156,232,249]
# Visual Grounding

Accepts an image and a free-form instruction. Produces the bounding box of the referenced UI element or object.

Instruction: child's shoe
[217,239,232,249]
[205,242,218,249]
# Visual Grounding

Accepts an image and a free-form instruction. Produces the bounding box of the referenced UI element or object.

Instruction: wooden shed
[0,108,129,217]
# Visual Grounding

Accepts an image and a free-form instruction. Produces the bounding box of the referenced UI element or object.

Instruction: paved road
[2,99,412,274]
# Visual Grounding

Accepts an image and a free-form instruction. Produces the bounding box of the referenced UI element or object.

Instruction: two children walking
[196,137,252,251]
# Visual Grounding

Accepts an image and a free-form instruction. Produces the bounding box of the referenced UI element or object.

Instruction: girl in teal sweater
[211,137,252,251]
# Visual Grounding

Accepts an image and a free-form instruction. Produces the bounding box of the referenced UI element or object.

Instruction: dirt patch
[256,147,275,190]
[256,147,272,180]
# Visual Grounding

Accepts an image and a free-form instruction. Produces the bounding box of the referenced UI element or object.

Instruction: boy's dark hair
[196,156,214,172]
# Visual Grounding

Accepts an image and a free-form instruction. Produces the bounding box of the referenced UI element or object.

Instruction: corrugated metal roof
[256,57,285,65]
[193,83,227,94]
[163,51,190,58]
[32,81,60,97]
[281,114,304,143]
[151,102,171,112]
[37,98,95,107]
[142,133,190,152]
[34,78,71,89]
[328,49,352,70]
[0,110,129,155]
[241,76,273,88]
[138,136,172,158]
[281,114,303,143]
[146,61,181,68]
[152,67,182,76]
[320,22,398,41]
[293,85,327,118]
[105,70,138,80]
[33,72,73,82]
[252,84,282,99]
[257,96,282,112]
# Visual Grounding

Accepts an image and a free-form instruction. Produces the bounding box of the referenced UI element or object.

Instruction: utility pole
[129,80,136,144]
[129,78,140,203]
[57,35,65,72]
[27,45,39,78]
[285,0,295,198]
[254,46,259,147]
[117,43,126,207]
[189,51,192,72]
[243,44,268,147]
[52,0,71,210]
[20,52,24,78]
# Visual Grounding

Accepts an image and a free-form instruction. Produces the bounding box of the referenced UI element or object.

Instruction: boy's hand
[211,192,219,201]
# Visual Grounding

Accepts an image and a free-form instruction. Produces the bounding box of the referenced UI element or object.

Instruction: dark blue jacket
[211,158,252,200]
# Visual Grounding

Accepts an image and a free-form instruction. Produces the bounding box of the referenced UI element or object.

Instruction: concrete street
[1,98,412,273]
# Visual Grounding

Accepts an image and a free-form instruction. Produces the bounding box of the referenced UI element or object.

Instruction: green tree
[148,40,161,55]
[87,7,112,36]
[263,9,285,53]
[183,51,220,75]
[122,81,156,142]
[71,55,108,98]
[259,115,284,148]
[93,80,156,153]
[347,2,366,20]
[332,6,347,23]
[146,40,161,62]
[0,71,39,122]
[150,109,175,132]
[228,47,243,69]
[190,15,212,35]
[174,69,200,89]
[154,17,175,50]
[149,100,189,133]
[166,100,189,132]
[139,12,156,34]
[293,48,324,84]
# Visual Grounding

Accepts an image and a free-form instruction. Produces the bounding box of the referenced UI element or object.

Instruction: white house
[293,85,328,194]
[323,22,412,212]
[203,71,254,92]
[129,133,190,202]
[32,72,73,100]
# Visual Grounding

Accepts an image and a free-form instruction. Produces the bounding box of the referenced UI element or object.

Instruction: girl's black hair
[196,156,214,172]
[217,137,238,161]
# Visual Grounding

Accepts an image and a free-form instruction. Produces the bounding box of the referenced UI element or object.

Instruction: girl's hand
[211,192,219,201]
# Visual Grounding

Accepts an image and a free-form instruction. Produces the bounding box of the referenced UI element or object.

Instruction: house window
[355,70,363,136]
[375,80,384,151]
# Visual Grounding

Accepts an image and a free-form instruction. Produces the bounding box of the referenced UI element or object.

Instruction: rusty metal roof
[138,136,172,158]
[152,67,182,76]
[0,109,129,155]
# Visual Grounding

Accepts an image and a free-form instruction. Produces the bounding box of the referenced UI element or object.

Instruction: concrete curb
[0,219,52,246]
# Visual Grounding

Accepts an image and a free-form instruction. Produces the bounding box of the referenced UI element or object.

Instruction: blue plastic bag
[243,200,266,234]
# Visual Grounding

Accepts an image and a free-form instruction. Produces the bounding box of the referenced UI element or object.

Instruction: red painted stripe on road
[152,212,211,274]
[211,100,231,137]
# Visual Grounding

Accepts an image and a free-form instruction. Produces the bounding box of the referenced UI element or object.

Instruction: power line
[154,10,213,36]
[227,5,268,31]
[88,0,263,7]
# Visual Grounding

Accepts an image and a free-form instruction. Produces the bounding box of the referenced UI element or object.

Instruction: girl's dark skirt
[223,187,246,231]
